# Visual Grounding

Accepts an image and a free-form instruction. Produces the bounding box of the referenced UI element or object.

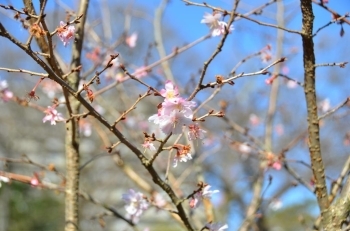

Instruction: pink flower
[122,189,149,223]
[266,153,282,170]
[189,185,219,208]
[160,80,179,100]
[149,81,196,135]
[201,12,222,29]
[0,80,13,102]
[57,21,75,46]
[43,105,64,125]
[206,223,229,231]
[211,21,233,37]
[142,141,156,151]
[162,97,196,117]
[126,32,138,48]
[152,192,166,208]
[271,161,282,170]
[30,178,39,186]
[30,172,41,187]
[173,144,192,167]
[187,123,206,140]
[158,110,193,134]
[201,12,233,37]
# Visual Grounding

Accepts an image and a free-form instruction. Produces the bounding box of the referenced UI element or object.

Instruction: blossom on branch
[188,123,206,140]
[43,105,64,125]
[122,189,149,223]
[160,80,179,100]
[173,144,192,167]
[201,12,221,30]
[142,140,156,151]
[189,185,219,208]
[201,12,233,37]
[57,21,75,46]
[149,81,196,135]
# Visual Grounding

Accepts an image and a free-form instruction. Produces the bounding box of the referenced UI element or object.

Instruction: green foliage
[6,183,64,231]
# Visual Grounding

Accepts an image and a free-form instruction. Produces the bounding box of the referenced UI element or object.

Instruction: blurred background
[0,0,350,230]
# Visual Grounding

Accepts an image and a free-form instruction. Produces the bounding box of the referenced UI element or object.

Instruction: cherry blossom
[122,189,149,223]
[201,13,233,37]
[30,177,40,186]
[43,105,64,125]
[160,80,179,100]
[0,80,13,102]
[57,21,75,46]
[173,144,192,167]
[149,81,196,135]
[151,192,166,209]
[150,108,192,135]
[30,172,41,187]
[266,152,282,170]
[206,222,229,231]
[189,185,219,208]
[142,140,156,151]
[211,21,234,37]
[126,32,138,48]
[187,123,206,140]
[201,12,222,30]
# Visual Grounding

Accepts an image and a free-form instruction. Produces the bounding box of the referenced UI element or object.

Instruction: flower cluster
[173,144,192,167]
[149,81,205,139]
[201,12,234,37]
[122,189,149,223]
[189,185,219,209]
[43,104,64,125]
[57,21,75,46]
